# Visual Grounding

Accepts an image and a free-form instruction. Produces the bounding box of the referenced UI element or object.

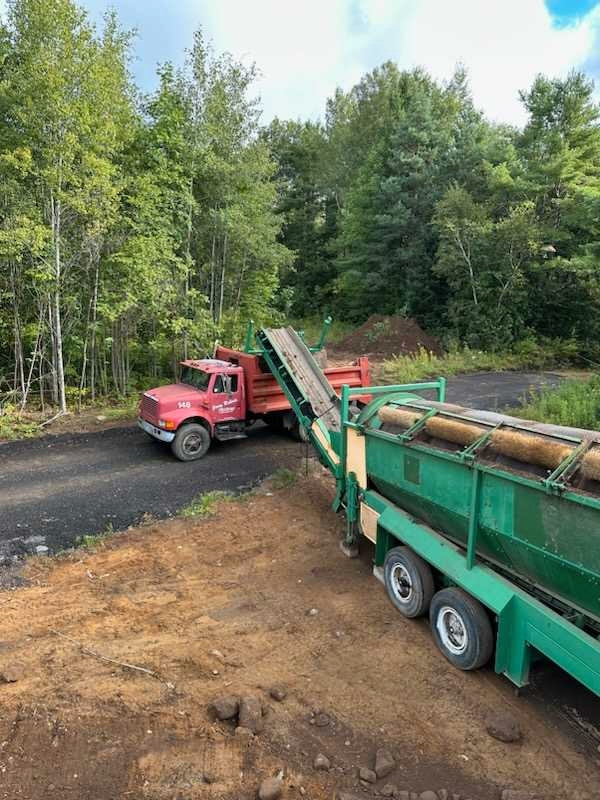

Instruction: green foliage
[269,65,600,357]
[0,7,291,410]
[290,316,353,345]
[0,405,39,440]
[383,339,580,383]
[1,3,599,410]
[179,490,231,518]
[269,468,298,489]
[77,521,115,550]
[515,376,600,429]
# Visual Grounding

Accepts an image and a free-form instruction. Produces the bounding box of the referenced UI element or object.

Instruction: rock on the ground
[210,694,239,720]
[359,767,377,784]
[239,694,264,733]
[501,791,541,800]
[269,685,287,702]
[0,663,24,683]
[234,726,254,739]
[397,792,409,800]
[374,748,395,779]
[313,711,331,727]
[420,792,439,800]
[335,792,362,800]
[313,753,331,771]
[382,785,398,797]
[485,711,523,743]
[258,776,283,800]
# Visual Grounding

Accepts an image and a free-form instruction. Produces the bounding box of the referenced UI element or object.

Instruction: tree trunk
[50,185,67,414]
[90,260,99,402]
[218,226,228,324]
[209,215,217,320]
[12,273,25,399]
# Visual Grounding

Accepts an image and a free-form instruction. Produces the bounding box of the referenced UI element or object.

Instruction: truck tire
[171,423,211,461]
[290,420,310,443]
[429,587,493,671]
[265,412,284,432]
[384,546,434,618]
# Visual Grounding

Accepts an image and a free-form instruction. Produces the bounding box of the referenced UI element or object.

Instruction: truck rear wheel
[384,546,434,618]
[171,423,211,461]
[429,587,493,671]
[290,420,309,443]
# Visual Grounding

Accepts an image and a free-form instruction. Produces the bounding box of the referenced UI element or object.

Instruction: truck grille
[141,393,159,422]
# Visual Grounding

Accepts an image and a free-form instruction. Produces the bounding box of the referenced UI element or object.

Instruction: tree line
[1,0,599,413]
[267,64,600,352]
[0,0,290,412]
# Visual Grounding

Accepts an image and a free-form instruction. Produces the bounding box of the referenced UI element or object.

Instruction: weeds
[76,522,115,550]
[269,467,298,489]
[0,409,39,441]
[513,375,600,429]
[384,338,581,384]
[179,490,231,518]
[94,395,140,421]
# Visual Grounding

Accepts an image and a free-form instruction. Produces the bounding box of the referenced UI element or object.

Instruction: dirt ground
[0,470,597,800]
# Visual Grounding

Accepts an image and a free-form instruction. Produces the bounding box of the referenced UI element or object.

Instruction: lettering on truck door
[211,373,241,420]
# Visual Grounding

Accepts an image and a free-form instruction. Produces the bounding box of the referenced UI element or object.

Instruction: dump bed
[215,344,370,416]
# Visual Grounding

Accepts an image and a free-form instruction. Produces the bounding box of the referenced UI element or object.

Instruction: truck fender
[177,416,213,436]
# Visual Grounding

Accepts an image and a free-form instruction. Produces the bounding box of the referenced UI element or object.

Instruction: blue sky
[3,0,600,125]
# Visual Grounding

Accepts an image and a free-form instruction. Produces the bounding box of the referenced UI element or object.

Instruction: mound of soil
[331,315,442,359]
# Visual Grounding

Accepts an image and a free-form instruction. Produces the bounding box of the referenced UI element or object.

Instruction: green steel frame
[341,383,600,696]
[255,326,600,696]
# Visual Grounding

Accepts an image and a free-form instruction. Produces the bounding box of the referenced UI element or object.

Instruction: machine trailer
[254,325,600,696]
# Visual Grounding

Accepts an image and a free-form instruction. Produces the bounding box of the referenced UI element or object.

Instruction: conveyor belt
[258,327,341,432]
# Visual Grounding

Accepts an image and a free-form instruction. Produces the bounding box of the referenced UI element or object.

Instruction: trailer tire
[429,588,493,671]
[383,546,435,618]
[171,423,211,461]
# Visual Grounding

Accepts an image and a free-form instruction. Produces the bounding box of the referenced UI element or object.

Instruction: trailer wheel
[171,423,211,461]
[383,546,434,618]
[429,588,493,671]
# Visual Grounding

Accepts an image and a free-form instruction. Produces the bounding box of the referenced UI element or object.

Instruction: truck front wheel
[171,423,211,461]
[429,587,493,671]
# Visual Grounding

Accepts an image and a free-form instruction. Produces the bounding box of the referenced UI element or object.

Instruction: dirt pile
[331,315,442,359]
[0,475,594,799]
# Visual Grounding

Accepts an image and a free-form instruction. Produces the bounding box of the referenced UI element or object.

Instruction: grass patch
[513,375,600,429]
[0,409,39,441]
[76,522,115,551]
[384,338,580,384]
[269,467,298,489]
[94,395,140,421]
[179,490,231,518]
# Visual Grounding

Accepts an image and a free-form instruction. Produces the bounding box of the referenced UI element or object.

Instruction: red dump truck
[138,322,370,461]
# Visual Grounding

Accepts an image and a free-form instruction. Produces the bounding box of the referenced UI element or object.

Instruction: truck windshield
[180,366,211,391]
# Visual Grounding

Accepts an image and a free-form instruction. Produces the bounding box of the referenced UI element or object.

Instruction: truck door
[211,372,242,421]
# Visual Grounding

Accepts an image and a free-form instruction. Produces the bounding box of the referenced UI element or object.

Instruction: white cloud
[199,0,600,126]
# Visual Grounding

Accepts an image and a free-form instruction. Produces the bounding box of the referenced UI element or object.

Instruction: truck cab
[139,359,247,461]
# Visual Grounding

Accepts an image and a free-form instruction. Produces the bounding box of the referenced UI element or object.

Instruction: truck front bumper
[138,417,176,443]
